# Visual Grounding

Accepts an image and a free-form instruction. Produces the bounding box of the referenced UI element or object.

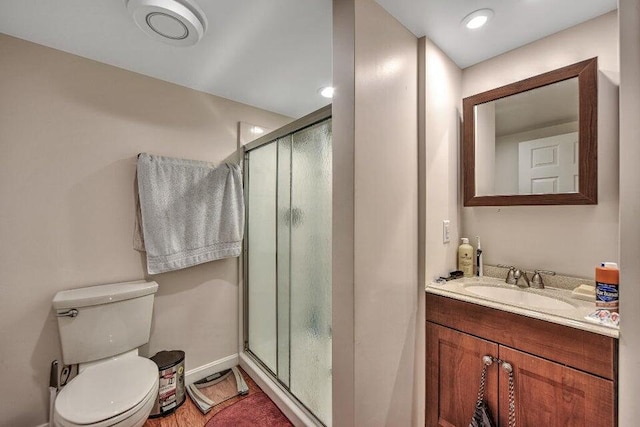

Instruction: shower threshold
[239,351,325,427]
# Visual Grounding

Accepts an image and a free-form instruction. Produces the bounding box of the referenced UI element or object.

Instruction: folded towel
[134,153,244,274]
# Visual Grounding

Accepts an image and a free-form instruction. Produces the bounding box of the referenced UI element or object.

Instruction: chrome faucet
[530,270,556,289]
[500,265,517,284]
[498,265,530,288]
[513,268,530,288]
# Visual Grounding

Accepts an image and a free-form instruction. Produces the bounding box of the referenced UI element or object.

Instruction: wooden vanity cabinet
[426,324,498,427]
[498,346,614,426]
[426,294,616,427]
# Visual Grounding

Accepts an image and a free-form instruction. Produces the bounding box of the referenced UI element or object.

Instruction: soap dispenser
[458,238,474,277]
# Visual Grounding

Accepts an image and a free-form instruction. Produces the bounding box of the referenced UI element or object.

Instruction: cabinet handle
[499,360,516,427]
[476,358,516,425]
[474,355,495,415]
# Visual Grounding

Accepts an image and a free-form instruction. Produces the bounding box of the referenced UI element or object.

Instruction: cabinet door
[427,322,499,427]
[499,346,615,427]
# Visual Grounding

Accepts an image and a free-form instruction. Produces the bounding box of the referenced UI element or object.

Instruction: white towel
[134,153,244,274]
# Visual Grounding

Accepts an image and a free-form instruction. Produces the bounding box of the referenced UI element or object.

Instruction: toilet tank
[53,280,159,365]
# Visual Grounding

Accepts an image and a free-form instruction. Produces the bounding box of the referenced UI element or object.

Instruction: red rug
[205,392,293,427]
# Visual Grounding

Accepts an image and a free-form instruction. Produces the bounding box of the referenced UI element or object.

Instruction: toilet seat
[54,384,157,427]
[54,356,159,427]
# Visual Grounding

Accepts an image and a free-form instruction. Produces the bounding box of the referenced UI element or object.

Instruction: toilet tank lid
[53,280,158,310]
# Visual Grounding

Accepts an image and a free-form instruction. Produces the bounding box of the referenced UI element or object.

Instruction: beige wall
[420,39,462,287]
[461,11,619,278]
[332,0,418,425]
[0,34,290,426]
[331,0,356,424]
[474,102,496,197]
[353,1,418,425]
[417,37,462,427]
[618,0,640,424]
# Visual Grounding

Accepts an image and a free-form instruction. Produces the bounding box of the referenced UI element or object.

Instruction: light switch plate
[442,220,450,243]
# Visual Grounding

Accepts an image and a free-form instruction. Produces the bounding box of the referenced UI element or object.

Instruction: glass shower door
[246,142,277,373]
[246,117,332,425]
[289,121,332,423]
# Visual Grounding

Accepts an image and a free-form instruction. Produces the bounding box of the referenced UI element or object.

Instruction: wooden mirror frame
[462,57,598,206]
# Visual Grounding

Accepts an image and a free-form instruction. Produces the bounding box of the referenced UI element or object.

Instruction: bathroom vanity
[425,278,617,426]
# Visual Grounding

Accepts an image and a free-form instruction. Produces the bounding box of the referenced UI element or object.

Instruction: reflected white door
[518,132,578,194]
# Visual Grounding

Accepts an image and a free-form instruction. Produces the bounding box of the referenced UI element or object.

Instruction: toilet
[52,280,160,427]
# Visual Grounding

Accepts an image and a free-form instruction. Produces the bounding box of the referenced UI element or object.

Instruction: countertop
[426,276,619,339]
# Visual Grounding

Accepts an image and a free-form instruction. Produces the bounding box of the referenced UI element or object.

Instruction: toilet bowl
[53,354,159,427]
[52,281,160,427]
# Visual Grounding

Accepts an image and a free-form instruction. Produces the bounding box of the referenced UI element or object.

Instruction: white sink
[464,285,576,310]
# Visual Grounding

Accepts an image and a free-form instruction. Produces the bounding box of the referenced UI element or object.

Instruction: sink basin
[464,285,575,310]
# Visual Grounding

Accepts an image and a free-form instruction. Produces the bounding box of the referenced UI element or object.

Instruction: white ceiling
[0,0,333,118]
[374,0,617,68]
[0,1,618,118]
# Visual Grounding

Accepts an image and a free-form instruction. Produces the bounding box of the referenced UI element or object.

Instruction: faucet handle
[531,270,555,289]
[498,264,516,284]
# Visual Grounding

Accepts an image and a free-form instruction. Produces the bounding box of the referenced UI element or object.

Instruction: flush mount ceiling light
[462,9,494,30]
[126,0,208,46]
[319,86,334,99]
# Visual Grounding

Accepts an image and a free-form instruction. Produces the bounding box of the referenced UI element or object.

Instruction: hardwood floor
[143,368,264,427]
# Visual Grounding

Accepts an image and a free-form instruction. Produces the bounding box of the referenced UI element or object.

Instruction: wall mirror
[463,58,598,206]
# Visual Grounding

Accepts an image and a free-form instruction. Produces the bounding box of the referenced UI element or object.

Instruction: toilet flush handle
[56,309,78,318]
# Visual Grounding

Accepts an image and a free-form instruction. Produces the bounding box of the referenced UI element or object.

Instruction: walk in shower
[243,106,332,425]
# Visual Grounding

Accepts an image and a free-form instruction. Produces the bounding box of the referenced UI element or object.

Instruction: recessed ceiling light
[250,126,264,135]
[462,9,494,30]
[319,86,334,98]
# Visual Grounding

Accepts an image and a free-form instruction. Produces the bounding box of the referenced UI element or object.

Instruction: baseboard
[185,353,239,385]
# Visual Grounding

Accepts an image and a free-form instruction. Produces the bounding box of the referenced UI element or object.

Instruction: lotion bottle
[458,238,474,277]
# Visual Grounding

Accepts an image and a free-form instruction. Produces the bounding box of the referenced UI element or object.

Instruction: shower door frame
[241,104,332,426]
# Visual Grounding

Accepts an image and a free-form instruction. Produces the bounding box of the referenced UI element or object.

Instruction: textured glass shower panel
[289,119,332,425]
[277,136,292,387]
[247,142,277,373]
